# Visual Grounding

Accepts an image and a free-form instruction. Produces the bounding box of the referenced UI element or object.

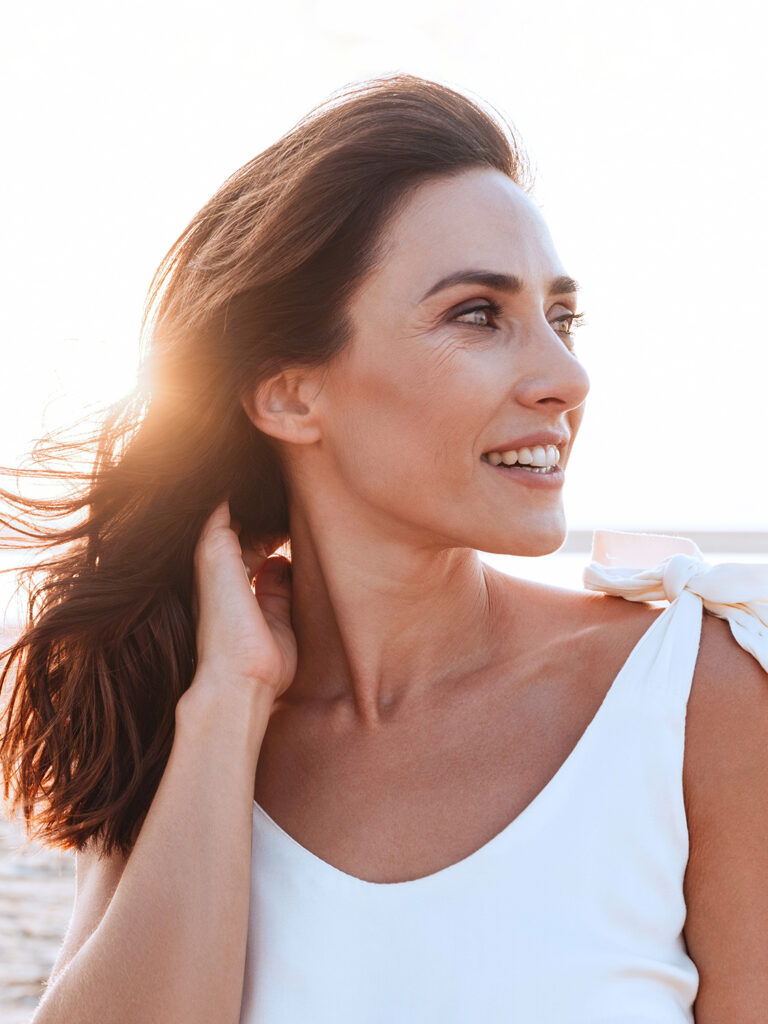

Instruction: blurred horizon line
[0,524,765,552]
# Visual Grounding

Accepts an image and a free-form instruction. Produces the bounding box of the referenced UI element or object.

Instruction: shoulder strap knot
[582,529,768,674]
[661,552,711,603]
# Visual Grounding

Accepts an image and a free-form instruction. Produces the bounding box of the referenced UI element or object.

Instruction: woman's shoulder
[487,564,664,637]
[485,565,667,680]
[537,570,765,675]
[488,560,768,698]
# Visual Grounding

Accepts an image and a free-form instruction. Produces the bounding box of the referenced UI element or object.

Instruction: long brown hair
[0,73,532,857]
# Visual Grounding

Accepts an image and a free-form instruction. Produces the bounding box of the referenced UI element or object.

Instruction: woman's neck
[280,503,512,729]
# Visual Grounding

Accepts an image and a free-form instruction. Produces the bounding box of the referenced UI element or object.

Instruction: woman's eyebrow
[418,270,580,303]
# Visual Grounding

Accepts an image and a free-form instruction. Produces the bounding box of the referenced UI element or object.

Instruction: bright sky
[2,0,766,531]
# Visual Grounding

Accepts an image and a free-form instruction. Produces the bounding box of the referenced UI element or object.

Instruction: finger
[242,532,283,558]
[240,531,285,579]
[211,499,232,525]
[255,556,293,610]
[199,500,232,543]
[241,541,269,582]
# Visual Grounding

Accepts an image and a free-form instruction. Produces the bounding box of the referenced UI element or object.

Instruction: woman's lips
[482,459,565,489]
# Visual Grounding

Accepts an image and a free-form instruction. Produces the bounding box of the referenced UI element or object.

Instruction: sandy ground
[0,811,75,1024]
[1,623,75,1022]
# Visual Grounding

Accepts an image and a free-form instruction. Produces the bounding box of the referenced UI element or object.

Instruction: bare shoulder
[487,566,665,641]
[484,566,667,673]
[682,611,768,1018]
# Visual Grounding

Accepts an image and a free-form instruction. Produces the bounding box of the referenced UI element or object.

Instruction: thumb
[260,554,291,584]
[255,555,293,611]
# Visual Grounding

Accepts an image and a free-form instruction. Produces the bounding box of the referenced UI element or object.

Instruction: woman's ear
[241,367,324,446]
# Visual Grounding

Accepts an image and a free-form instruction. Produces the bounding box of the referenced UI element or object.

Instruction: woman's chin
[477,519,568,558]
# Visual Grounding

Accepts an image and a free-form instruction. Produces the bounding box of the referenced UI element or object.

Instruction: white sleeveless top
[239,531,768,1024]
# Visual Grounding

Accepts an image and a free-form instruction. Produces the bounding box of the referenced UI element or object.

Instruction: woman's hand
[189,500,297,702]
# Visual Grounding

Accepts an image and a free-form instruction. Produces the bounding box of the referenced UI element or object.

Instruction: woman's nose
[512,321,590,412]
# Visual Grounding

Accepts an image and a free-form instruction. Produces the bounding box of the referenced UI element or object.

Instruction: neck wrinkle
[281,508,501,728]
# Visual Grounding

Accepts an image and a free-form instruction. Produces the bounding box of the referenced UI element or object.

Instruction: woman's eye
[550,311,586,349]
[453,302,502,328]
[452,303,586,347]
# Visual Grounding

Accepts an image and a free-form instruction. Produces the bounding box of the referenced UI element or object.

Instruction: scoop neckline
[252,599,672,889]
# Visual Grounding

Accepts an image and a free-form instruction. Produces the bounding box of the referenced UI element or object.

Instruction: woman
[1,73,767,1023]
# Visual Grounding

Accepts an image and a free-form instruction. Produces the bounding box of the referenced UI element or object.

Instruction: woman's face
[307,166,590,557]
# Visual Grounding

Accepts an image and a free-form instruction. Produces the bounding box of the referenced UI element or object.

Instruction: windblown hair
[0,73,532,856]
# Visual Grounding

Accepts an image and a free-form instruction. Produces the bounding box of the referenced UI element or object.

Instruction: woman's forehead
[369,171,564,303]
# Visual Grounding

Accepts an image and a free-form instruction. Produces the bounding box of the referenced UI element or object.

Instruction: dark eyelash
[554,311,587,335]
[454,303,587,335]
[453,300,504,326]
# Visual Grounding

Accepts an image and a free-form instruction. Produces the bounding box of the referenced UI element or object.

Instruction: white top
[239,531,768,1024]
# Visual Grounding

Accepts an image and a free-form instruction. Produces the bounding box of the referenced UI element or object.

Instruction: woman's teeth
[483,445,561,473]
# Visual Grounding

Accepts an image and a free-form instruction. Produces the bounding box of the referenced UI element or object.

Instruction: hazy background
[3,0,767,538]
[1,4,767,1020]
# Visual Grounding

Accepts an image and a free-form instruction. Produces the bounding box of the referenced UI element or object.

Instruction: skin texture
[244,167,590,723]
[242,167,768,1018]
[681,614,768,1020]
[43,167,767,1022]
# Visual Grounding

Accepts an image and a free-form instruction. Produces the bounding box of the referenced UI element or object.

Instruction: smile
[482,444,561,472]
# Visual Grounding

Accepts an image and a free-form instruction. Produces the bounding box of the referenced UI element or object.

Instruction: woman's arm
[683,612,768,1022]
[30,501,296,1024]
[31,680,272,1024]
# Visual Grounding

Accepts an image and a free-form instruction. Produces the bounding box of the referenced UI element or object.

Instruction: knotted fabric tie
[582,529,768,674]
